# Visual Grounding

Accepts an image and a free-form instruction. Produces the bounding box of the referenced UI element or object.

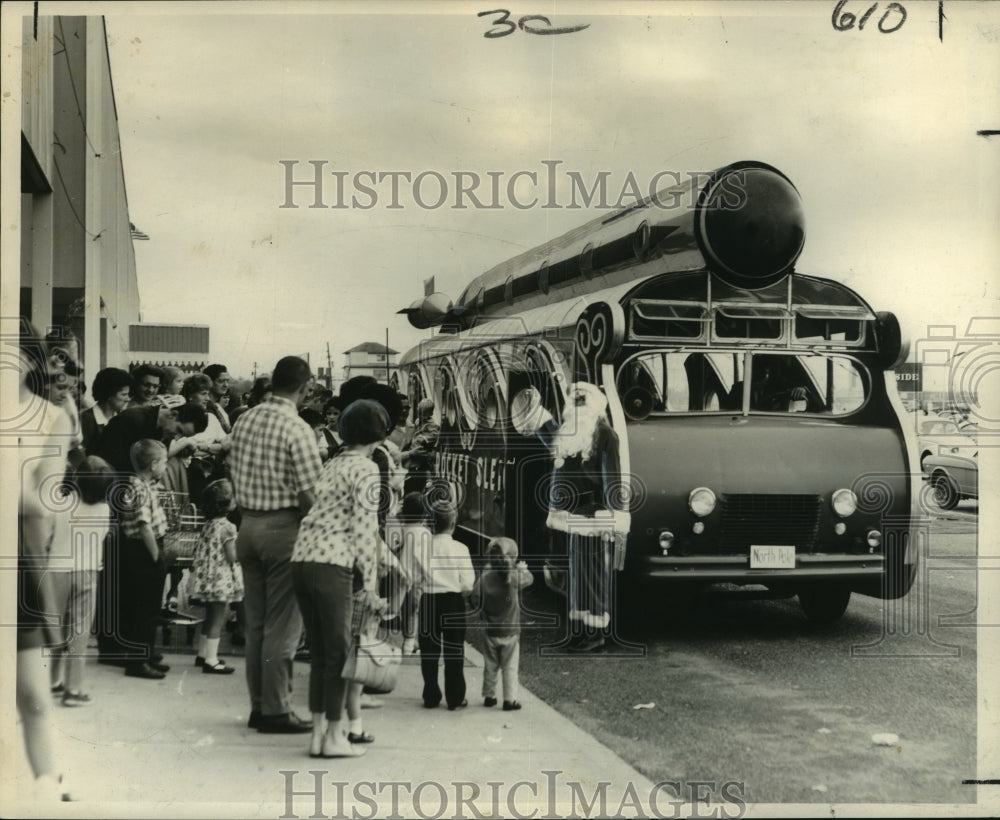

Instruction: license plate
[750,545,796,569]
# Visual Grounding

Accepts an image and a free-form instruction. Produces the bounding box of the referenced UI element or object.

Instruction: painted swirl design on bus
[573,302,624,385]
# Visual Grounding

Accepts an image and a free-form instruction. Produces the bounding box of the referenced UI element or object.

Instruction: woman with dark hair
[128,364,162,408]
[180,373,231,503]
[290,399,388,759]
[80,368,133,454]
[229,376,271,426]
[298,407,328,457]
[320,397,344,458]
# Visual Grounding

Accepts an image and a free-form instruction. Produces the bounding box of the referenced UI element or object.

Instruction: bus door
[505,351,564,569]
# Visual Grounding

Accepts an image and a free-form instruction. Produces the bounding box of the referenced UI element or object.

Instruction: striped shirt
[118,475,168,540]
[229,396,322,511]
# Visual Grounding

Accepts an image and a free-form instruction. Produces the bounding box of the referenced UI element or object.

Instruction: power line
[51,153,100,240]
[56,18,100,159]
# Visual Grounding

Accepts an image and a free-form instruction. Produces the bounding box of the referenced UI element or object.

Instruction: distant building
[128,324,211,372]
[342,342,398,385]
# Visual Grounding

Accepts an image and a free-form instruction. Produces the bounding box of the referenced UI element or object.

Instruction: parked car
[923,450,978,510]
[917,417,976,471]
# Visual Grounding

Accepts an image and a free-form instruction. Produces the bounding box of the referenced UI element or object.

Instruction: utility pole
[252,361,257,380]
[326,342,334,389]
[385,328,391,384]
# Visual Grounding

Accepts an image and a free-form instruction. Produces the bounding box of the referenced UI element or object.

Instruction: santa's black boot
[568,624,605,654]
[565,618,586,650]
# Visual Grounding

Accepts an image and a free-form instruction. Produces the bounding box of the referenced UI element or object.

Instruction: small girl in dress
[190,479,243,674]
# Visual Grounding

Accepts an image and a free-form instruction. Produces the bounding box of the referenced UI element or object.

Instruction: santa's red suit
[526,382,630,652]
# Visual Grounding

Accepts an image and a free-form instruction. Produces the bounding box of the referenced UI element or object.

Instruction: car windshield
[921,420,962,434]
[615,351,869,419]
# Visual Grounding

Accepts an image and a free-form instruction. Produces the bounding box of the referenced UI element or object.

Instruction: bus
[397,160,918,624]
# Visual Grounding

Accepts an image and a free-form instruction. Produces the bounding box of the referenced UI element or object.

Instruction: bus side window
[684,353,727,412]
[626,359,662,408]
[723,381,745,412]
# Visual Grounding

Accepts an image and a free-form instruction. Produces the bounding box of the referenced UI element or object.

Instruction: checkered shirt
[118,475,168,540]
[229,396,323,511]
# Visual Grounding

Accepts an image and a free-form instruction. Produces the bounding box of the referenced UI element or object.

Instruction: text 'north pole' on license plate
[750,545,796,569]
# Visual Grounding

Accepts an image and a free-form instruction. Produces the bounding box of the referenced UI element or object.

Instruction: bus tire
[798,585,851,626]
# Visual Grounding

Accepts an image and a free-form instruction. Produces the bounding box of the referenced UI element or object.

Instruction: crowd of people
[14,326,537,793]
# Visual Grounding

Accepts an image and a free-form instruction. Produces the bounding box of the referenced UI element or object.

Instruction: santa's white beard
[554,405,602,462]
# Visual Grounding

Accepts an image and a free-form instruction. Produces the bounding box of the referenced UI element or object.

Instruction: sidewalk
[7,640,654,818]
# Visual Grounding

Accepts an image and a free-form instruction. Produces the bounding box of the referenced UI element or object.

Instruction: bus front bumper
[636,552,886,584]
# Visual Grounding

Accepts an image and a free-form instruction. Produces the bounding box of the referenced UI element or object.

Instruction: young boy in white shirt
[405,503,474,710]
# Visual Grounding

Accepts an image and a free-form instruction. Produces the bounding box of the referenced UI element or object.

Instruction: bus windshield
[615,351,869,419]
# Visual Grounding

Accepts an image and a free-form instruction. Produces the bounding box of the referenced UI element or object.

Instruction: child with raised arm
[471,537,533,711]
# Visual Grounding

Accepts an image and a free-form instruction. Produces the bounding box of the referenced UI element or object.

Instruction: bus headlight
[688,487,717,517]
[867,530,882,548]
[831,489,857,518]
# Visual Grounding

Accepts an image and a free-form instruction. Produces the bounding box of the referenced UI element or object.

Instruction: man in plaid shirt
[229,356,323,733]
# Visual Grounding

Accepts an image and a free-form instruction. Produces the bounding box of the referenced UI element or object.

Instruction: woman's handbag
[341,534,402,693]
[342,632,401,694]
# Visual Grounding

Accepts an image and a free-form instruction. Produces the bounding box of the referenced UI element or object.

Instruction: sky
[3,3,999,812]
[68,1,1000,384]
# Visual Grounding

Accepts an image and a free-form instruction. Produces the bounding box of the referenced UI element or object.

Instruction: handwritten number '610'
[832,1,907,33]
[478,9,590,38]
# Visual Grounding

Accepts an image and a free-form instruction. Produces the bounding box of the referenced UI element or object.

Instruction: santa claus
[516,381,630,653]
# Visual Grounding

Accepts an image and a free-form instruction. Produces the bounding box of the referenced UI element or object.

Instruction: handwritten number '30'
[478,10,590,38]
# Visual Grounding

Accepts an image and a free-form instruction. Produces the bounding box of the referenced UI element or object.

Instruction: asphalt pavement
[7,635,655,819]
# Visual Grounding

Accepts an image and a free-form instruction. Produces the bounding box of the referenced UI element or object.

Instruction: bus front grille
[718,494,822,552]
